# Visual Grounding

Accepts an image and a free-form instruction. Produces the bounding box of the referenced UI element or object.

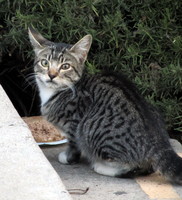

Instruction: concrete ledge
[0,85,72,200]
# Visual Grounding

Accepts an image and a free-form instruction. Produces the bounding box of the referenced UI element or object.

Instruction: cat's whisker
[22,73,38,91]
[64,83,76,99]
[22,81,37,91]
[70,86,76,99]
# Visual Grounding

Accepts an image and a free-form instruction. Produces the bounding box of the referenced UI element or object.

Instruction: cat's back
[83,71,167,138]
[88,71,150,116]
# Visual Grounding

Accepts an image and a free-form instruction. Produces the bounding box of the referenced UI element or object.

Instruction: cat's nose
[48,71,58,80]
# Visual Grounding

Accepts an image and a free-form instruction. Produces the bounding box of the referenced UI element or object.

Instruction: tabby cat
[28,27,182,184]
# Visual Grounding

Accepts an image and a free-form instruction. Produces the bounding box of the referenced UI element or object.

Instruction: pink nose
[48,73,56,80]
[48,71,58,80]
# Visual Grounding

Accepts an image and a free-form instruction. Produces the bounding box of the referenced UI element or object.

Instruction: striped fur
[29,27,182,184]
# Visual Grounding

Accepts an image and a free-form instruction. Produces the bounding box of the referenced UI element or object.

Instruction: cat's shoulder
[96,70,140,93]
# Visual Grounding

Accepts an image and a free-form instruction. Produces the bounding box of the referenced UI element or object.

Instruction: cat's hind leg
[93,160,133,177]
[93,160,153,178]
[58,141,81,164]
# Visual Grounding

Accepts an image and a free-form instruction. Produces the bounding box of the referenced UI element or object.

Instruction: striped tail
[153,149,182,184]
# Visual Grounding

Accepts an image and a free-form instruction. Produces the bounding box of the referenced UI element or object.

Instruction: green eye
[41,59,49,68]
[61,63,71,70]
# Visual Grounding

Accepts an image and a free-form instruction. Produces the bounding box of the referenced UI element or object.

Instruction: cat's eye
[61,63,71,70]
[41,59,49,68]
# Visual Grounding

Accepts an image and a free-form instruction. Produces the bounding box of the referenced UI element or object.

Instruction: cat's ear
[28,26,52,54]
[69,35,92,63]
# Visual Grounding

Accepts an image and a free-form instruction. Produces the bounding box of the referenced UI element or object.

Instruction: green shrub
[0,0,182,133]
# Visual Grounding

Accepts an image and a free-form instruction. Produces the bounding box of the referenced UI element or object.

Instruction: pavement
[41,139,182,200]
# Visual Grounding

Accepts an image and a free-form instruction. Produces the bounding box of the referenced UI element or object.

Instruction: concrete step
[0,85,72,200]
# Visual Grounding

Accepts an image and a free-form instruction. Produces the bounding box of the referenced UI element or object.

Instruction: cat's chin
[45,82,66,91]
[44,81,71,92]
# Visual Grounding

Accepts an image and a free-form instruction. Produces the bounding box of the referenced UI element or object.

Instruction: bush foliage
[0,0,182,133]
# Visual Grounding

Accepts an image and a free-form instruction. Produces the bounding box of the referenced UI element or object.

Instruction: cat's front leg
[58,141,81,164]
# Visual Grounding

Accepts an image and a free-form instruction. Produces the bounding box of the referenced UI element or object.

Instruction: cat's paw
[58,151,69,164]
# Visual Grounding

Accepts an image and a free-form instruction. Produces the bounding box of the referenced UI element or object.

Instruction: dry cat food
[23,116,65,143]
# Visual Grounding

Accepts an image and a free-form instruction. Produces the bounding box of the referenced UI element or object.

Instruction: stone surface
[0,85,72,200]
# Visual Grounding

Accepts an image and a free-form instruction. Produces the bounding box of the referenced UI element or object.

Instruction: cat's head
[28,27,92,90]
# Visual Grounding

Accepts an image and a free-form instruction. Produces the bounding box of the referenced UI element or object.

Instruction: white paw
[58,151,68,164]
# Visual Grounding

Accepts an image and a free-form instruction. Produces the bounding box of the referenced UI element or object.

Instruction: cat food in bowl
[23,116,67,145]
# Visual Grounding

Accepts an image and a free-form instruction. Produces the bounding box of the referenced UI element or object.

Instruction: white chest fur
[37,80,55,105]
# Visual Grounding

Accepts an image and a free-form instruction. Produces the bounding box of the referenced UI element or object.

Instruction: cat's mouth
[37,76,58,88]
[46,80,57,85]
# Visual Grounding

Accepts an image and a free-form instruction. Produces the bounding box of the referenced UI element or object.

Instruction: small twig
[68,187,89,195]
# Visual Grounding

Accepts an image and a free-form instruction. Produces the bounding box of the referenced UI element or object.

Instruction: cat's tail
[152,149,182,184]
